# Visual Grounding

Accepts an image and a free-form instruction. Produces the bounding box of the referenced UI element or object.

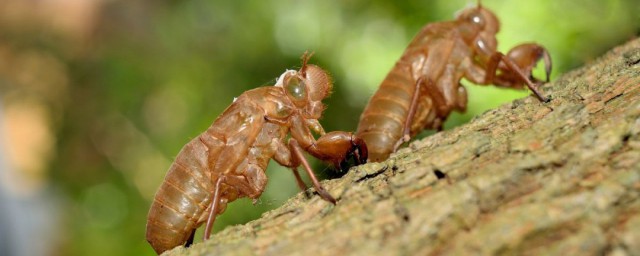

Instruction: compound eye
[469,12,485,27]
[285,75,307,101]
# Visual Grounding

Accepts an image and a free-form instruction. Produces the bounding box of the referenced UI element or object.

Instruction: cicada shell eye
[302,65,333,102]
[469,12,485,27]
[456,6,500,33]
[284,74,308,107]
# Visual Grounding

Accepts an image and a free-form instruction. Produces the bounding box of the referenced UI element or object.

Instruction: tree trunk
[166,38,640,256]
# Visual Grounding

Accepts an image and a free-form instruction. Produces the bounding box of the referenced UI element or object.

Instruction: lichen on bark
[166,38,640,256]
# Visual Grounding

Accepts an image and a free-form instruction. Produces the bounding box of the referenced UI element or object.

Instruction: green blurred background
[0,0,637,255]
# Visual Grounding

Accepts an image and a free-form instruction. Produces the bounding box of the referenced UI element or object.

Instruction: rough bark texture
[166,38,640,256]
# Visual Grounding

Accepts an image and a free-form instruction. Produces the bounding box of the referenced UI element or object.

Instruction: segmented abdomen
[356,62,416,162]
[146,136,217,254]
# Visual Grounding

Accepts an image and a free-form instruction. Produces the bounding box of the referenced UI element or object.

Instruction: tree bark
[166,38,640,256]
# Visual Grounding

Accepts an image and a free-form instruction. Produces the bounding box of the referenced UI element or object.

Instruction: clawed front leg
[502,43,552,84]
[492,43,552,101]
[306,131,369,171]
[466,43,552,102]
[289,139,336,204]
[485,51,549,102]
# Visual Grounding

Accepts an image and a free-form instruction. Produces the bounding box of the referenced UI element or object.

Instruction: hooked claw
[338,135,368,171]
[307,131,369,172]
[503,43,552,85]
[491,43,552,102]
